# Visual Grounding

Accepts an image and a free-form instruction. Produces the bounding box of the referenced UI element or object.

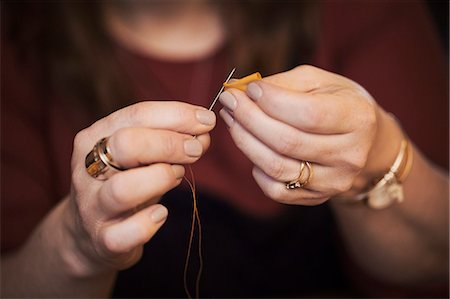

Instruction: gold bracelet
[358,138,414,209]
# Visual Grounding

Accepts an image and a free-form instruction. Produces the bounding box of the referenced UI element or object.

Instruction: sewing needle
[208,67,236,111]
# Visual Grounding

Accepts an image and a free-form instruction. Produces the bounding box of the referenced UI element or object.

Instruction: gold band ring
[285,161,313,189]
[85,137,124,180]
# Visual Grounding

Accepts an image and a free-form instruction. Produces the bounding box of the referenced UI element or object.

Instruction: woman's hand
[62,101,216,276]
[219,65,402,205]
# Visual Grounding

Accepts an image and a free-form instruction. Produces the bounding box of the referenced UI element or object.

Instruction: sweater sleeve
[0,41,59,252]
[315,1,448,296]
[316,0,448,170]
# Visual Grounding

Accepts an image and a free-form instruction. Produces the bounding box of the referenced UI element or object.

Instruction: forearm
[1,199,117,298]
[331,148,449,284]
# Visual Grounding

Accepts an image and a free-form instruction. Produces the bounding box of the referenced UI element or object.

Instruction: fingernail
[247,82,263,100]
[219,91,237,111]
[150,205,168,223]
[171,164,185,179]
[196,109,216,125]
[219,108,234,128]
[184,139,203,157]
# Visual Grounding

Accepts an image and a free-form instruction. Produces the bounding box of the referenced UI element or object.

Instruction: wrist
[353,107,405,194]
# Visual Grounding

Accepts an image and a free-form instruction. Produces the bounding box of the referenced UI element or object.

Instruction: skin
[2,102,216,297]
[2,1,447,297]
[103,0,226,61]
[219,66,448,284]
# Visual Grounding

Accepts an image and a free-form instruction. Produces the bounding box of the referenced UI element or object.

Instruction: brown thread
[181,67,241,298]
[183,165,203,299]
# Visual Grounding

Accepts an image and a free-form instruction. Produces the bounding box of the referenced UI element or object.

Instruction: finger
[100,204,168,254]
[108,128,211,169]
[252,166,329,206]
[263,65,354,92]
[97,163,184,218]
[245,80,357,134]
[220,109,356,194]
[220,108,306,182]
[79,101,216,150]
[218,98,346,164]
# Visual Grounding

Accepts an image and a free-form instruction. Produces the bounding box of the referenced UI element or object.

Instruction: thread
[183,165,203,299]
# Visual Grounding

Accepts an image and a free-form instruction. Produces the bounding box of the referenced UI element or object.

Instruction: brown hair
[3,1,317,116]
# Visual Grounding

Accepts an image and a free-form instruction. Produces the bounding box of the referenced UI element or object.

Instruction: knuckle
[237,105,258,129]
[264,184,286,203]
[333,177,354,194]
[349,152,367,171]
[100,227,119,254]
[174,104,190,121]
[360,102,377,130]
[128,102,152,124]
[366,105,377,128]
[294,64,315,74]
[276,131,300,155]
[161,164,174,180]
[112,128,136,158]
[265,157,286,181]
[161,134,179,157]
[338,149,367,172]
[170,104,191,129]
[341,178,355,193]
[158,164,179,187]
[303,106,324,129]
[73,130,88,151]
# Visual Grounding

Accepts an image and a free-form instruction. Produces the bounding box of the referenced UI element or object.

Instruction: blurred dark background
[426,0,449,52]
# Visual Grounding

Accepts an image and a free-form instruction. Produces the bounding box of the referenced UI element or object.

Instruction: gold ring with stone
[285,161,313,189]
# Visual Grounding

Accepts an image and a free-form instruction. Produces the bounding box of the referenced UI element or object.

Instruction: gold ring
[285,161,313,189]
[85,137,124,180]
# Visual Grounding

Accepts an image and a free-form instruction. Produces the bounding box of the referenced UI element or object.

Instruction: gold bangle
[363,138,413,209]
[398,139,414,183]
